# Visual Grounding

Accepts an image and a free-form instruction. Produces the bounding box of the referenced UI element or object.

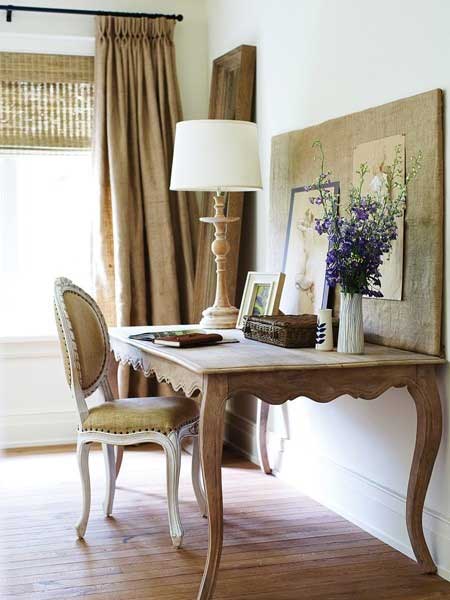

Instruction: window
[0,52,95,338]
[0,52,93,151]
[0,153,94,337]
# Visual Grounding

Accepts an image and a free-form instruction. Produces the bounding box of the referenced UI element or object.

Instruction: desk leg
[406,365,442,574]
[198,375,228,600]
[107,351,119,399]
[256,400,272,474]
[107,352,124,479]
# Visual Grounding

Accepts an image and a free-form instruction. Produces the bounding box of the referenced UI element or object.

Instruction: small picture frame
[237,272,285,329]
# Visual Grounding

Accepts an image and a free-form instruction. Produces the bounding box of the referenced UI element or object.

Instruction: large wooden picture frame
[269,90,444,356]
[192,45,256,323]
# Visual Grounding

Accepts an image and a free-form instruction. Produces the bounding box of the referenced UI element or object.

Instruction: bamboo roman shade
[0,53,94,151]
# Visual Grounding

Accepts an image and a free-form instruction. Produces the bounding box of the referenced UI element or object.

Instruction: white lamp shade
[170,120,262,192]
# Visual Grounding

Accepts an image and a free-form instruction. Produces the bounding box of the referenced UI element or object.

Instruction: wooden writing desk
[109,326,443,600]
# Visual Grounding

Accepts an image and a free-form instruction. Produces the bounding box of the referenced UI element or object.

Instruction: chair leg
[115,445,124,480]
[165,432,184,548]
[102,444,116,517]
[192,435,207,518]
[76,441,92,539]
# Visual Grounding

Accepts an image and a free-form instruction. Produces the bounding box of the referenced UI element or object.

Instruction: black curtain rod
[0,4,183,23]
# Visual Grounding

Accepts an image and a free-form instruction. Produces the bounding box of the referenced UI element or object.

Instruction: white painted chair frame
[54,278,206,548]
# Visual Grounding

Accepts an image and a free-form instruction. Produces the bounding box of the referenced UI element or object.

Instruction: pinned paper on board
[353,134,406,301]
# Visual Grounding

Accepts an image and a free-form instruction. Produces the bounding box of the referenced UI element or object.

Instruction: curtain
[93,16,196,396]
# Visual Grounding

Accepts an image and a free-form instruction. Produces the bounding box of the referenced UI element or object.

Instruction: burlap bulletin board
[269,90,444,356]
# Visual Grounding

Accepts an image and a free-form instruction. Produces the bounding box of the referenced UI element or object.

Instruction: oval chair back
[54,277,111,424]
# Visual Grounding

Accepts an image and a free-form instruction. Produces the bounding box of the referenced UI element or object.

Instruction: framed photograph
[237,272,285,329]
[279,182,339,316]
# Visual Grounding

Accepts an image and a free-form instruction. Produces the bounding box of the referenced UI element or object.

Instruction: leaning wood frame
[192,45,256,323]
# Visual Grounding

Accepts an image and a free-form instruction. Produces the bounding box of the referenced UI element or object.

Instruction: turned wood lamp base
[199,192,240,329]
[200,305,239,329]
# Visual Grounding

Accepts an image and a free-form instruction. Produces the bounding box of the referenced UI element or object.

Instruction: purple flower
[309,143,415,296]
[352,207,369,220]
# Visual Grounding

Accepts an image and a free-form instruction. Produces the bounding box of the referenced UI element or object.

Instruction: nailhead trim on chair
[63,289,109,392]
[54,303,73,387]
[54,278,110,397]
[78,416,200,436]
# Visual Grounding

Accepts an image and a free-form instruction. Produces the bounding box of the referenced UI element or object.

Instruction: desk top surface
[109,325,445,375]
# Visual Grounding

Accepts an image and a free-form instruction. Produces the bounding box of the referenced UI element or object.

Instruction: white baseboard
[224,409,450,582]
[1,410,78,449]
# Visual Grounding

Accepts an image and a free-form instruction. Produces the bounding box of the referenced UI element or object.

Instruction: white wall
[0,338,78,446]
[0,0,209,447]
[208,0,450,580]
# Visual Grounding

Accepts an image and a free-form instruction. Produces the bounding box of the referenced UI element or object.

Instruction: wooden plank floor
[1,445,449,600]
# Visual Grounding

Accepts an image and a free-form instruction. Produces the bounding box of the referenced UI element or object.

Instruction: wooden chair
[54,277,205,548]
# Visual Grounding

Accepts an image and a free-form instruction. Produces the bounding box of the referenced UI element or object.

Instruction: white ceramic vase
[337,292,364,354]
[316,308,333,351]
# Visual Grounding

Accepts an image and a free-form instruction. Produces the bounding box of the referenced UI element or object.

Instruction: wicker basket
[242,314,339,348]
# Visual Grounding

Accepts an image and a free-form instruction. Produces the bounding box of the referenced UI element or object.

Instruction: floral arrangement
[307,141,422,297]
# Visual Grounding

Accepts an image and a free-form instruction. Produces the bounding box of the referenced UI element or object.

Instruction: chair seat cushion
[80,397,199,435]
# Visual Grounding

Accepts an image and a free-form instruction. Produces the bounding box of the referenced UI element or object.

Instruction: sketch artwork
[280,184,338,315]
[353,134,406,300]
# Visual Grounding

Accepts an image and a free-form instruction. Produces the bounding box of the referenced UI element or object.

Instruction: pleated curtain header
[0,52,94,151]
[97,15,175,41]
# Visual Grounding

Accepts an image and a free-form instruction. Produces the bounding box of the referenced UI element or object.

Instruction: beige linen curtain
[93,16,195,394]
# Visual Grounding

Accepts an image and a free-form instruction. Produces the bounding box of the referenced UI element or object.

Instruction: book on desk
[129,329,239,348]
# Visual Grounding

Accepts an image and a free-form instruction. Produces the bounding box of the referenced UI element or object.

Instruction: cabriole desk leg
[256,399,272,474]
[107,351,124,478]
[406,365,442,573]
[197,375,228,600]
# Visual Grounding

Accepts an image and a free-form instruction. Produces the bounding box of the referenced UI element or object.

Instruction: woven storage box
[243,314,339,348]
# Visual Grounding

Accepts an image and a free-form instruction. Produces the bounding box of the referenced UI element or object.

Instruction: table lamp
[170,120,262,328]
